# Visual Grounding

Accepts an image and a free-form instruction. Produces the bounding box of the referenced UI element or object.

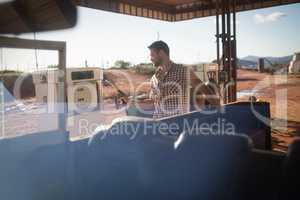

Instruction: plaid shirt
[150,62,190,119]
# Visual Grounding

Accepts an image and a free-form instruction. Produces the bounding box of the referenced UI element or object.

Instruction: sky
[0,3,300,71]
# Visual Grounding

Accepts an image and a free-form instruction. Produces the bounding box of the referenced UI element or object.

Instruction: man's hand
[189,69,220,108]
[128,98,154,111]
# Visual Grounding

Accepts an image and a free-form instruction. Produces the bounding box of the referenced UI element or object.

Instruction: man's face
[150,49,163,67]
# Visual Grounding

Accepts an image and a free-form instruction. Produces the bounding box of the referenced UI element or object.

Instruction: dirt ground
[236,69,300,152]
[103,69,151,99]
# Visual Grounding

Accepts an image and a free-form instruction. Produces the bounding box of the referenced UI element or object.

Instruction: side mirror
[0,0,77,34]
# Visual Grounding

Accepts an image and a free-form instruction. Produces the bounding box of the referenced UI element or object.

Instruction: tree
[47,64,58,69]
[114,60,131,69]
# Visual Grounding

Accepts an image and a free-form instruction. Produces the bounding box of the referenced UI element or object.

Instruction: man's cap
[148,40,169,56]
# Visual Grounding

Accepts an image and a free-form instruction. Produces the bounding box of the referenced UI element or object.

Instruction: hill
[242,55,293,65]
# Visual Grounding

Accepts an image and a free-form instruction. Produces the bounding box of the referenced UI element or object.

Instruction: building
[289,52,300,74]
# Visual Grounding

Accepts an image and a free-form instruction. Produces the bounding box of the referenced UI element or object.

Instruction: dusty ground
[236,69,300,151]
[103,69,151,98]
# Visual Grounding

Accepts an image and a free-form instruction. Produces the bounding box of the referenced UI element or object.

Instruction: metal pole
[0,47,4,137]
[216,0,220,84]
[0,48,3,70]
[220,0,227,104]
[34,32,39,70]
[232,0,237,101]
[226,0,232,102]
[58,44,67,133]
[221,0,226,71]
[0,82,4,138]
[217,0,238,103]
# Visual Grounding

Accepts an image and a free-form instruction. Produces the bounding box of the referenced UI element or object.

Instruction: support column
[215,0,237,104]
[0,82,4,138]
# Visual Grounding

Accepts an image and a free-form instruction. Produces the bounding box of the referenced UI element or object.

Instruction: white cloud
[254,14,265,24]
[254,12,287,24]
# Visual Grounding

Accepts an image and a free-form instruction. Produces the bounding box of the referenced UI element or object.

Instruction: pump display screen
[71,71,94,80]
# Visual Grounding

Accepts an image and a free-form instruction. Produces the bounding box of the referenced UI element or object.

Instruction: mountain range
[238,54,295,68]
[242,55,293,64]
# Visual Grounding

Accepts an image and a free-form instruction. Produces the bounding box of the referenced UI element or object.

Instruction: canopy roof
[74,0,300,21]
[0,0,299,33]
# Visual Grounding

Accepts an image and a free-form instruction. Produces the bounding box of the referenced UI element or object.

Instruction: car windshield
[0,3,300,150]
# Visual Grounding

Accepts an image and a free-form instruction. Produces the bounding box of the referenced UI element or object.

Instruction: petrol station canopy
[74,0,300,21]
[1,0,299,34]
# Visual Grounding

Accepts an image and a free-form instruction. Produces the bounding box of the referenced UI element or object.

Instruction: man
[148,40,219,119]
